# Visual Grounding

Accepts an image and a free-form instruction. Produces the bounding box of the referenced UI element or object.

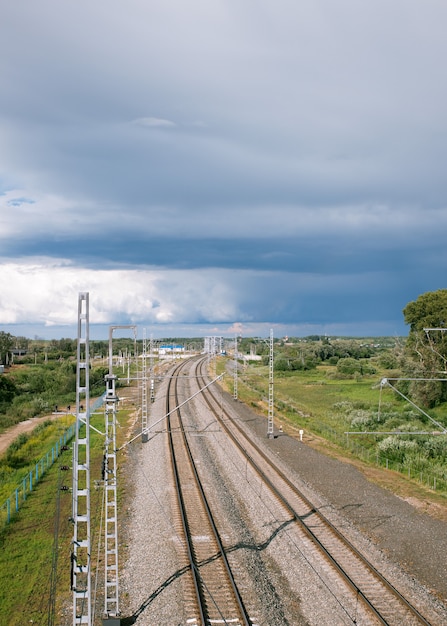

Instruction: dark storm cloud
[1,0,447,336]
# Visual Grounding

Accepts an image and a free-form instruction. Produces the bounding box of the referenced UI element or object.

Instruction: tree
[0,331,14,365]
[403,289,447,333]
[0,376,17,405]
[402,290,447,407]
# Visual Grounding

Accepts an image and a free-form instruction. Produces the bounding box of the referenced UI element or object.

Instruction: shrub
[378,436,419,461]
[6,433,29,454]
[423,437,447,461]
[350,410,376,430]
[333,400,353,413]
[336,358,362,376]
[0,377,17,405]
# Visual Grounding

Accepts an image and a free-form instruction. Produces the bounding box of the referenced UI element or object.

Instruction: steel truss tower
[233,335,238,400]
[141,329,148,443]
[267,328,274,438]
[150,334,155,403]
[72,293,91,625]
[103,325,137,623]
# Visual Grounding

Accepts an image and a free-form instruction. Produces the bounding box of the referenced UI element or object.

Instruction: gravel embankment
[119,361,447,625]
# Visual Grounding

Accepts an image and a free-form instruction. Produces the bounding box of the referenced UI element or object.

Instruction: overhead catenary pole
[141,329,148,443]
[233,334,238,400]
[267,328,274,438]
[150,334,155,403]
[103,325,137,624]
[72,292,92,626]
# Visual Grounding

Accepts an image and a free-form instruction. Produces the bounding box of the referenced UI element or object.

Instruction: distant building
[159,344,185,355]
[11,349,28,357]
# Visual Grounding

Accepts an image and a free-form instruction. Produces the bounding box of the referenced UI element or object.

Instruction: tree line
[2,289,447,410]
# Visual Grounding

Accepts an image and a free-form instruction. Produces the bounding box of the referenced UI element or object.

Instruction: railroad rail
[166,358,253,626]
[192,356,434,626]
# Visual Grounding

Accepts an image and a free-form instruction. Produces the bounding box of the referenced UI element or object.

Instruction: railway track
[190,355,435,626]
[166,358,254,626]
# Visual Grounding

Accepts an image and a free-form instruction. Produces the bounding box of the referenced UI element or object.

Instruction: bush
[6,433,29,454]
[274,359,289,372]
[333,401,353,413]
[0,377,17,405]
[423,437,447,461]
[377,351,399,369]
[350,410,376,431]
[378,436,419,462]
[336,358,362,376]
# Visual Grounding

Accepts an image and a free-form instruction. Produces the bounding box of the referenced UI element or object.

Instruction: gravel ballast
[119,361,447,625]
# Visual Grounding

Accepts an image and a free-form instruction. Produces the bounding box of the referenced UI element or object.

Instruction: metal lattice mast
[212,336,217,377]
[267,328,274,438]
[72,292,91,626]
[103,325,137,621]
[233,335,238,400]
[104,346,119,620]
[150,334,155,403]
[141,329,148,443]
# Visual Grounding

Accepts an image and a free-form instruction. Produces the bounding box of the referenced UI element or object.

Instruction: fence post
[0,423,81,526]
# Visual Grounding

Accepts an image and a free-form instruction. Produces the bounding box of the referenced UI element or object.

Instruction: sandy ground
[0,413,68,456]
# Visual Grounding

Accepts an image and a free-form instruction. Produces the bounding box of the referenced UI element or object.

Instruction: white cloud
[0,258,246,326]
[132,117,176,129]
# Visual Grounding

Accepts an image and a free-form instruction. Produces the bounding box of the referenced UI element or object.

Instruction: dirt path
[0,413,65,457]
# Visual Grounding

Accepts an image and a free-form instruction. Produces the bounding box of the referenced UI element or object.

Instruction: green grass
[0,416,75,503]
[0,457,74,624]
[0,400,135,625]
[233,362,411,425]
[220,358,447,495]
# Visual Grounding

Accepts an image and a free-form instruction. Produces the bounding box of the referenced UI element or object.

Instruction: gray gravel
[243,404,447,602]
[119,361,447,625]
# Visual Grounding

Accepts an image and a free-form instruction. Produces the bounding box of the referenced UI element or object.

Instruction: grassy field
[225,362,400,426]
[0,416,76,503]
[219,358,447,499]
[0,395,138,625]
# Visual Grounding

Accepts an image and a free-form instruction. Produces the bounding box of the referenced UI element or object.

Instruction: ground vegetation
[228,294,447,494]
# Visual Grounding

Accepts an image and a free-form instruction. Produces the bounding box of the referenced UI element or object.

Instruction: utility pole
[72,292,91,626]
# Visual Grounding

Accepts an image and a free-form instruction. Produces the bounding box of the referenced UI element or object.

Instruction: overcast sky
[1,1,446,339]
